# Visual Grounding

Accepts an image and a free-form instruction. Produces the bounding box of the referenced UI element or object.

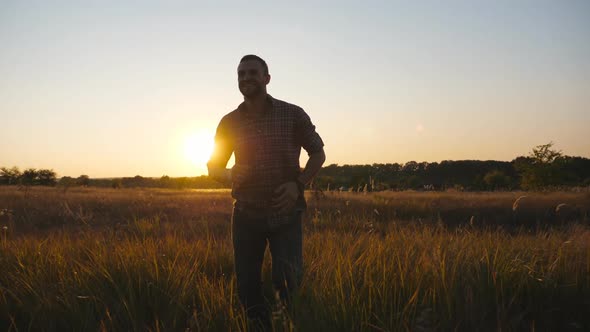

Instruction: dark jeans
[231,205,303,329]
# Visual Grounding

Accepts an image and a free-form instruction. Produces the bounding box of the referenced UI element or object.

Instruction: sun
[184,131,214,167]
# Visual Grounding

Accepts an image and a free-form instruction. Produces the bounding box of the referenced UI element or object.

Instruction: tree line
[0,169,224,190]
[2,143,589,191]
[313,143,590,191]
[0,167,59,186]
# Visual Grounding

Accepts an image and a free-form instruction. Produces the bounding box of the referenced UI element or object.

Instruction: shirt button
[257,129,262,133]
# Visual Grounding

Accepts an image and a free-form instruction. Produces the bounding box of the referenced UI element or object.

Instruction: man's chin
[240,88,263,98]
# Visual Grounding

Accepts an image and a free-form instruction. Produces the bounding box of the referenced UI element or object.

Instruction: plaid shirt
[208,95,324,215]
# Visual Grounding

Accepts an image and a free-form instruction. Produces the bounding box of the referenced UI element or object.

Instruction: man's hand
[272,181,299,215]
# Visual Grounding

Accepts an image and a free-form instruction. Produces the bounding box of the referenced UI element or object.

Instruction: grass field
[0,186,589,331]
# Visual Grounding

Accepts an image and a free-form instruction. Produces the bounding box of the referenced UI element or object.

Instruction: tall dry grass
[0,186,589,331]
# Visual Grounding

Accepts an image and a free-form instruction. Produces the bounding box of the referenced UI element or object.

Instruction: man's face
[237,60,270,98]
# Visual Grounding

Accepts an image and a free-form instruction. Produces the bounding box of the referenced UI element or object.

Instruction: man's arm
[207,164,232,185]
[208,163,251,187]
[272,148,326,214]
[297,148,326,186]
[207,117,233,186]
[295,108,326,187]
[273,107,325,213]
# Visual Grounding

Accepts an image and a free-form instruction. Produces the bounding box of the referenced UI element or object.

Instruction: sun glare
[184,131,214,168]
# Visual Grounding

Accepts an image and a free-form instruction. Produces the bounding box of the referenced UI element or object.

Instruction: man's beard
[239,82,264,98]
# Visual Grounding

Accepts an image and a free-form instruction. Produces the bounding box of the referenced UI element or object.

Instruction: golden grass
[0,186,589,331]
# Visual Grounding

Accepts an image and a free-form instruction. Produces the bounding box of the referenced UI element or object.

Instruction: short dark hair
[239,54,269,75]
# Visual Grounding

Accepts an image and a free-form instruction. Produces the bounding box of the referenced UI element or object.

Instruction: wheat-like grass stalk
[512,195,528,211]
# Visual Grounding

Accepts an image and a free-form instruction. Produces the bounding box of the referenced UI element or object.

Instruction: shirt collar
[237,94,275,115]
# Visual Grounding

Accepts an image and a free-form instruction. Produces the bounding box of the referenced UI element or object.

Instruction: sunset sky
[1,1,589,178]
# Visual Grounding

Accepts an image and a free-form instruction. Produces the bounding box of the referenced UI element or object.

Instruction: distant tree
[402,161,419,172]
[121,175,148,188]
[111,178,122,189]
[516,142,564,190]
[59,176,76,187]
[483,170,511,190]
[530,142,562,164]
[21,168,39,186]
[160,175,172,188]
[557,156,590,186]
[403,175,421,189]
[0,166,21,185]
[38,169,57,186]
[76,175,90,186]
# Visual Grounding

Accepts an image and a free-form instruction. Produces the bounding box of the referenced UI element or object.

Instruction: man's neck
[243,93,268,117]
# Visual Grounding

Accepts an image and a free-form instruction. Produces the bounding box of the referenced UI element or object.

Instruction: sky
[1,0,589,178]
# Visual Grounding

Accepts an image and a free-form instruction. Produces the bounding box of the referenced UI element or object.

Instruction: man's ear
[265,74,271,85]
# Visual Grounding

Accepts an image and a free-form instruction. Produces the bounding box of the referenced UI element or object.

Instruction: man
[207,55,326,329]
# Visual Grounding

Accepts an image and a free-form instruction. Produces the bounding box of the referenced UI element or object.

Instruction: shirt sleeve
[207,116,234,173]
[295,108,324,155]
